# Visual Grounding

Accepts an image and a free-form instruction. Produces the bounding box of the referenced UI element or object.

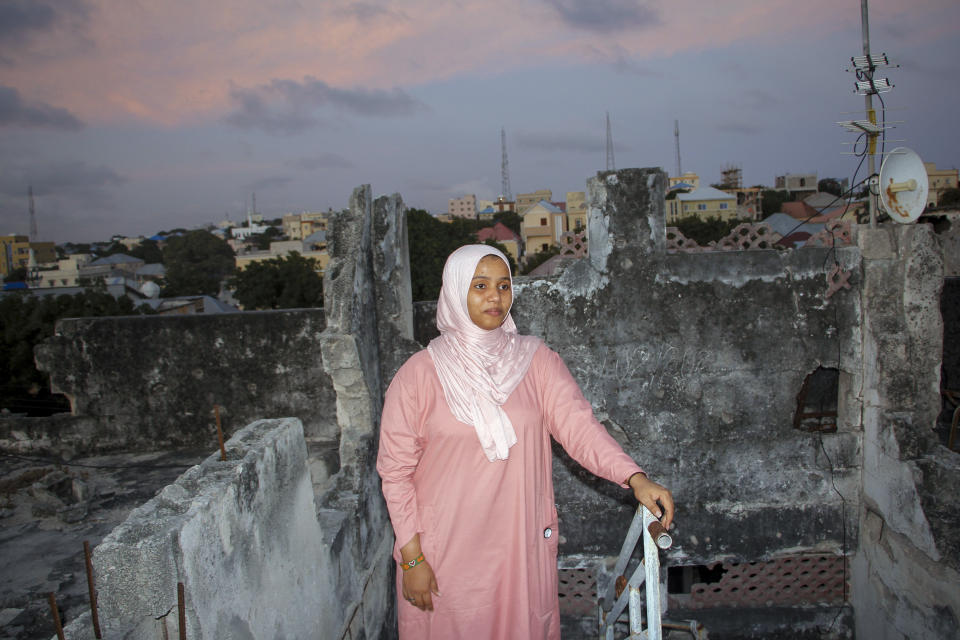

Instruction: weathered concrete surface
[372,193,420,389]
[4,309,335,458]
[852,224,960,640]
[59,419,331,640]
[514,169,861,568]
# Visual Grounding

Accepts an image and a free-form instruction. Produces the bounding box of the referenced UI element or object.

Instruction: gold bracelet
[401,553,425,572]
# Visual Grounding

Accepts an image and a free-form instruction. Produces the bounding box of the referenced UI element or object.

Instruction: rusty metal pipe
[48,592,65,640]
[648,519,673,549]
[178,582,187,640]
[83,540,103,638]
[214,405,226,461]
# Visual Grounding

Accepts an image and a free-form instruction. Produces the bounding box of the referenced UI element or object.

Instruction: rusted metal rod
[178,582,187,640]
[648,519,673,550]
[83,540,103,638]
[214,405,226,461]
[48,592,65,640]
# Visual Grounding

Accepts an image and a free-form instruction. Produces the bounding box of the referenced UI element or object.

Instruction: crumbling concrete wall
[513,169,861,565]
[2,309,334,458]
[58,418,393,640]
[852,225,960,639]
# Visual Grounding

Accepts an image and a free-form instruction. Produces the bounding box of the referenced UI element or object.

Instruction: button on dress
[377,345,643,639]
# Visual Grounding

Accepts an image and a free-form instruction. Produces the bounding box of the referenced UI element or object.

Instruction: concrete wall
[852,225,960,639]
[513,169,861,566]
[1,309,335,458]
[58,418,395,640]
[25,172,957,639]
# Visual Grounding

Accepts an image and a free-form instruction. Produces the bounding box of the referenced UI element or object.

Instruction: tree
[407,208,481,300]
[818,178,844,197]
[247,226,283,250]
[481,240,517,275]
[521,246,560,275]
[674,215,743,245]
[4,267,27,283]
[230,252,323,310]
[129,238,164,264]
[939,188,960,208]
[0,290,151,416]
[161,230,235,297]
[492,211,522,236]
[761,189,792,216]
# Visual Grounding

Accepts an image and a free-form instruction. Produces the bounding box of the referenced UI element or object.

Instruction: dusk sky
[0,0,957,244]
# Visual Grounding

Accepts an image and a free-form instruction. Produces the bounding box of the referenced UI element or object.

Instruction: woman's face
[466,255,512,330]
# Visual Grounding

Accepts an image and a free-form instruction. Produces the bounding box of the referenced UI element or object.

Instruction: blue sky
[0,0,957,243]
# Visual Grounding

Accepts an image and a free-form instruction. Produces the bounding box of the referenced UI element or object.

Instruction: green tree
[407,208,481,300]
[939,188,960,208]
[761,189,792,216]
[480,240,517,275]
[818,178,844,197]
[492,211,522,236]
[129,238,164,264]
[674,215,744,245]
[4,267,27,283]
[161,230,235,297]
[230,252,323,310]
[521,246,560,275]
[0,290,150,416]
[247,227,283,250]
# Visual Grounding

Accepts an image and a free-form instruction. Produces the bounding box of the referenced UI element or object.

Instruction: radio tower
[605,112,615,171]
[28,185,38,241]
[674,120,682,177]
[500,127,513,201]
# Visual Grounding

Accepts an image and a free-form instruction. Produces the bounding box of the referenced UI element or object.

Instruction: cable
[0,450,196,470]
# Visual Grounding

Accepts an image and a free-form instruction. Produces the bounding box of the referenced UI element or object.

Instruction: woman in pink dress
[376,244,674,639]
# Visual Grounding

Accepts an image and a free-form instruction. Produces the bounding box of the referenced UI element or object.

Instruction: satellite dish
[878,147,928,224]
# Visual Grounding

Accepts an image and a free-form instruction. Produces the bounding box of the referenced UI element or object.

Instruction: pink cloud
[0,0,954,126]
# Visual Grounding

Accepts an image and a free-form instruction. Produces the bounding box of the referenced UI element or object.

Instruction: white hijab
[427,245,542,461]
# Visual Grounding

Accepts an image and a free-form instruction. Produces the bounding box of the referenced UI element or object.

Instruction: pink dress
[376,345,643,639]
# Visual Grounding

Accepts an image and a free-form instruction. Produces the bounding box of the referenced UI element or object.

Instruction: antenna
[605,112,615,171]
[28,185,38,242]
[674,120,682,177]
[500,127,513,201]
[878,147,928,223]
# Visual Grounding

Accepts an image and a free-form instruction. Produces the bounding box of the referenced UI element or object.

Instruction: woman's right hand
[402,561,440,611]
[399,534,440,611]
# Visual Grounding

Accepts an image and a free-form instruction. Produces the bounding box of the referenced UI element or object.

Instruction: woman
[377,244,674,639]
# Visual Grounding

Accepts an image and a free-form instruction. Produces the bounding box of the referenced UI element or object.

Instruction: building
[492,196,516,214]
[565,191,587,232]
[925,162,959,208]
[775,173,818,198]
[667,187,738,223]
[669,172,701,190]
[477,206,496,223]
[516,189,552,215]
[476,222,522,269]
[234,237,330,273]
[231,210,272,240]
[448,195,477,219]
[521,200,565,255]
[0,235,56,279]
[36,254,93,288]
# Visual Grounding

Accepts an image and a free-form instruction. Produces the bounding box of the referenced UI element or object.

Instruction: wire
[0,450,196,470]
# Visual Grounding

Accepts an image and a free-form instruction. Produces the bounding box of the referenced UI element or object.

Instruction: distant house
[667,187,737,223]
[521,200,565,256]
[565,191,587,232]
[448,194,477,219]
[476,222,522,270]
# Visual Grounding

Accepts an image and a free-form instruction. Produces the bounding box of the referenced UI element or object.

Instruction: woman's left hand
[628,473,675,530]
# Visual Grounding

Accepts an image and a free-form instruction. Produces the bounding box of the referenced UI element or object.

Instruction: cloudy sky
[0,0,957,243]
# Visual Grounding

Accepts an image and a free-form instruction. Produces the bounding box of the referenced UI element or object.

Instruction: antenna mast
[674,120,682,177]
[605,112,615,171]
[500,127,513,201]
[28,185,38,242]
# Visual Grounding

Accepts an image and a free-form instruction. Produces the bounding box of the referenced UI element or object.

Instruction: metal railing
[598,505,706,639]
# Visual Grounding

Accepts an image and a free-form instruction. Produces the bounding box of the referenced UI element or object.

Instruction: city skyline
[0,0,958,243]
